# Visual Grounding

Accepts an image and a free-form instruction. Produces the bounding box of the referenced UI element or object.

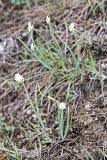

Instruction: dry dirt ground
[0,0,107,159]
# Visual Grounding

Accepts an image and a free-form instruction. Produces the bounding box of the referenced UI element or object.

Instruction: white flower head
[101,63,107,69]
[69,23,75,32]
[28,22,33,33]
[59,102,66,110]
[14,73,24,83]
[31,43,35,52]
[46,15,50,24]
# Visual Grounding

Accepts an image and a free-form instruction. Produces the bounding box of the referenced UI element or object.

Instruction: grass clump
[0,137,22,160]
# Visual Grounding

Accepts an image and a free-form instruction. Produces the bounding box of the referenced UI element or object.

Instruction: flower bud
[59,102,66,110]
[28,22,33,33]
[31,43,35,52]
[69,23,75,32]
[46,15,50,24]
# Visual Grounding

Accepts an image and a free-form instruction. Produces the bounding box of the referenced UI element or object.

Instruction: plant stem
[60,110,63,139]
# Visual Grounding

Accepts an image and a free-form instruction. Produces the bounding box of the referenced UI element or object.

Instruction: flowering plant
[48,96,70,139]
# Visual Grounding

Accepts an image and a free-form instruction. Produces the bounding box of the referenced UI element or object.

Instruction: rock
[27,109,32,115]
[85,104,91,111]
[32,114,37,119]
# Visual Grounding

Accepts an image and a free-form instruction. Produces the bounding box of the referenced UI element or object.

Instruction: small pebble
[85,104,91,111]
[32,114,37,119]
[95,117,98,121]
[27,109,32,115]
[101,63,107,69]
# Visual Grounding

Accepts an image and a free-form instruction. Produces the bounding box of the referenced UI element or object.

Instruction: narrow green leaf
[80,144,94,160]
[64,107,70,139]
[97,148,107,158]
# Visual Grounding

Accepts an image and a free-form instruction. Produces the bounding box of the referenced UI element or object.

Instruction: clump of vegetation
[0,0,106,159]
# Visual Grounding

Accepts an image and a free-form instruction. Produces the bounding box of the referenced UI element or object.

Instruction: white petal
[46,16,50,24]
[31,43,35,51]
[14,73,24,83]
[28,22,33,33]
[59,102,66,110]
[69,23,75,32]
